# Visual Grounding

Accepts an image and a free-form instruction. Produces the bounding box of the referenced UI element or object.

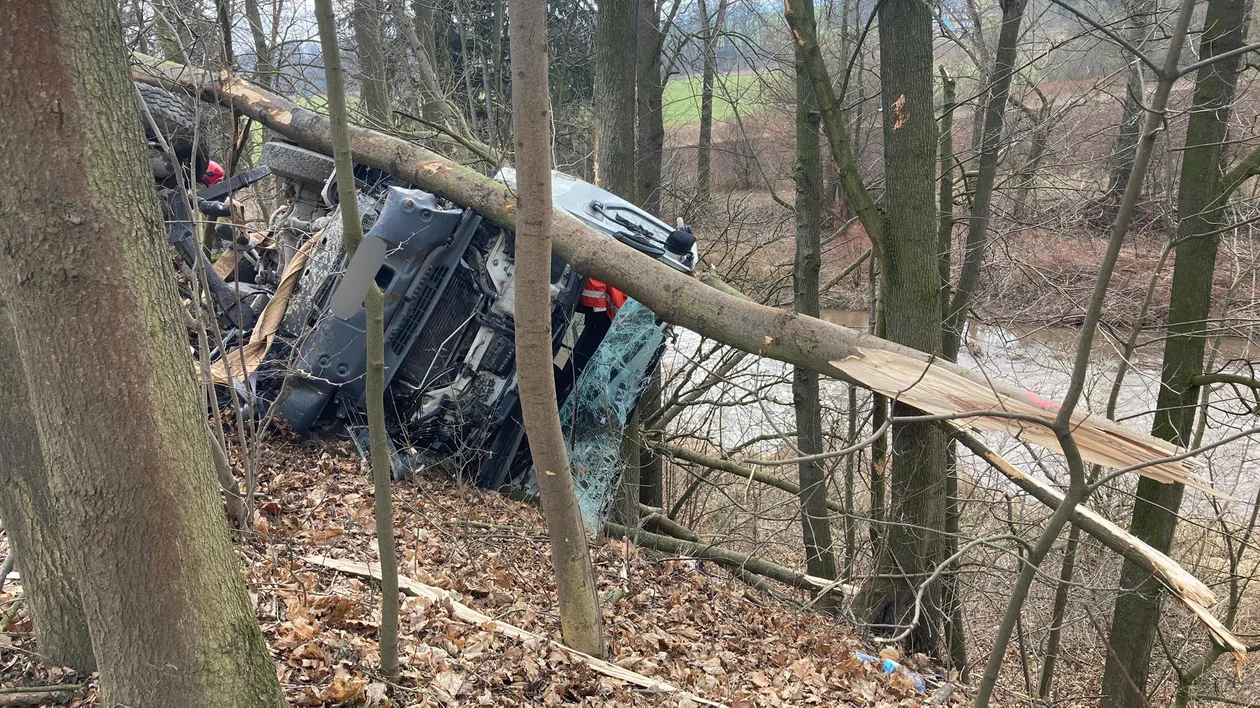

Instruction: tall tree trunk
[1012,101,1052,222]
[353,0,390,125]
[0,301,95,673]
[509,0,607,658]
[393,0,447,126]
[1105,0,1154,207]
[243,0,274,89]
[635,0,666,214]
[855,0,946,656]
[0,2,284,704]
[1100,0,1249,703]
[414,0,447,124]
[695,0,727,205]
[937,73,964,670]
[942,0,1025,362]
[315,0,401,680]
[595,0,637,196]
[793,0,838,606]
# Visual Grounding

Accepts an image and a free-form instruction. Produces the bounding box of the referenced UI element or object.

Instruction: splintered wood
[953,431,1247,667]
[831,346,1218,494]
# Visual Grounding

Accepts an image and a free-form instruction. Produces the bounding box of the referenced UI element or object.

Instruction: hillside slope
[2,438,960,706]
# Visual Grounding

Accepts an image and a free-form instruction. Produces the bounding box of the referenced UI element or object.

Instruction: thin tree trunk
[0,3,283,704]
[793,0,838,606]
[595,0,638,196]
[638,370,664,508]
[1105,0,1154,207]
[413,0,446,124]
[942,0,1026,362]
[1100,0,1250,702]
[695,0,728,204]
[940,71,968,669]
[938,69,956,324]
[635,0,666,214]
[1036,521,1081,701]
[0,301,95,673]
[508,0,607,658]
[854,0,947,656]
[1012,102,1051,222]
[243,0,274,88]
[314,0,400,680]
[353,0,390,125]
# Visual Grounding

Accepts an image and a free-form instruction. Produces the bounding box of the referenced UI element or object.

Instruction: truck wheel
[260,141,336,189]
[136,82,211,181]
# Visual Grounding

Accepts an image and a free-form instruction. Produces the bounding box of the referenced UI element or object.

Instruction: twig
[1,595,23,631]
[0,553,13,595]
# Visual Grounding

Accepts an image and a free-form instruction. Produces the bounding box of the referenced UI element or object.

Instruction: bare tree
[791,0,838,608]
[314,0,401,680]
[509,0,608,659]
[0,1,284,703]
[1100,0,1253,702]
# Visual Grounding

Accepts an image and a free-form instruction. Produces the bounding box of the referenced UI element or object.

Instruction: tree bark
[243,0,274,89]
[0,3,284,705]
[635,0,666,214]
[595,0,638,197]
[854,0,947,656]
[1104,0,1155,207]
[353,0,390,125]
[695,0,728,204]
[792,0,838,608]
[508,0,607,658]
[0,301,95,673]
[942,0,1025,362]
[314,0,400,680]
[1100,0,1250,703]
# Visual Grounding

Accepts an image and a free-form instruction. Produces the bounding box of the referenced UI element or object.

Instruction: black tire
[136,82,210,181]
[260,141,336,188]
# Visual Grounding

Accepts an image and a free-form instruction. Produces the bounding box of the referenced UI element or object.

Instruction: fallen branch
[0,685,83,707]
[604,522,858,597]
[0,553,12,595]
[635,510,790,602]
[131,55,1208,489]
[657,442,843,513]
[303,555,726,706]
[951,427,1246,664]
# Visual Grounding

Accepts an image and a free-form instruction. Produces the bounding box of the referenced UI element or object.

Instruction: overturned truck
[251,141,696,494]
[145,78,696,508]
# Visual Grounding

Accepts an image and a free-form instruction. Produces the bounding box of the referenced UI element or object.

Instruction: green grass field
[662,72,773,128]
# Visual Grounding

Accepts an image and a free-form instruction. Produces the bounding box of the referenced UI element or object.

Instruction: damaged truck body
[148,84,696,510]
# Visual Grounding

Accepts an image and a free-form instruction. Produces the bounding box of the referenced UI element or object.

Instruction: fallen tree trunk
[658,442,843,513]
[130,55,1207,488]
[951,428,1245,662]
[604,522,857,597]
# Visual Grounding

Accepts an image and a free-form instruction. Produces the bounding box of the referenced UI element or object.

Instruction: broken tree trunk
[131,59,1211,495]
[952,428,1245,661]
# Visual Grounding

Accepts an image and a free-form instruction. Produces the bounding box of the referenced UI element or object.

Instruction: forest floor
[1,437,962,707]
